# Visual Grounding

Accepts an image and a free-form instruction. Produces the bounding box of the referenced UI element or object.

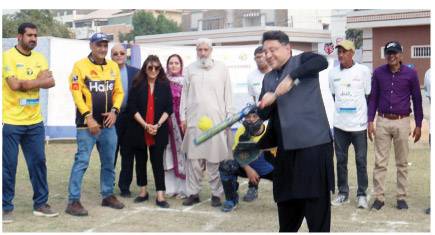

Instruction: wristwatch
[111,107,119,115]
[157,123,162,128]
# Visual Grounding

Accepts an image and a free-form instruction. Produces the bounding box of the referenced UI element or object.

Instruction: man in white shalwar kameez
[180,38,234,207]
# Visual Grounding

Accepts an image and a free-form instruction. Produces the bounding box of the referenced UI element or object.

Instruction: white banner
[9,37,334,139]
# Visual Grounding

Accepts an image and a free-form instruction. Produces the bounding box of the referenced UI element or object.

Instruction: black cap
[384,41,402,54]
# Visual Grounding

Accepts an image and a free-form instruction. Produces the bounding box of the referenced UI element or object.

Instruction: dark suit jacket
[124,65,140,110]
[116,65,139,146]
[124,78,173,149]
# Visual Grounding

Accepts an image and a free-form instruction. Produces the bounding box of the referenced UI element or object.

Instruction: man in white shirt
[328,40,372,209]
[424,68,431,102]
[180,38,234,207]
[424,68,430,215]
[247,46,271,102]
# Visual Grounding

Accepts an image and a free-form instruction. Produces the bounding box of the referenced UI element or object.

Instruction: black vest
[261,53,332,150]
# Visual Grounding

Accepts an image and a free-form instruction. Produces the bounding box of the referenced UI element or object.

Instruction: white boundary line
[84,180,249,232]
[83,205,225,232]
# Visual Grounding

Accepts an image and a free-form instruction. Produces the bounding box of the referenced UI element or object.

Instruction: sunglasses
[112,52,126,56]
[146,65,161,71]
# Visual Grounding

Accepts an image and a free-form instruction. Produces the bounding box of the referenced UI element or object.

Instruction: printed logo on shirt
[333,78,341,82]
[19,98,39,106]
[339,107,357,113]
[4,65,11,72]
[87,80,115,92]
[72,75,79,82]
[16,63,24,68]
[71,75,79,90]
[339,90,351,96]
[26,68,33,76]
[90,70,98,77]
[110,69,115,78]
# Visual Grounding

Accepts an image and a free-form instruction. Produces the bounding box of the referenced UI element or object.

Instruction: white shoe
[357,196,368,209]
[331,194,349,206]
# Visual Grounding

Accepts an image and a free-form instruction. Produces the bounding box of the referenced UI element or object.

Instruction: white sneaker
[2,211,13,224]
[357,196,368,209]
[331,194,349,206]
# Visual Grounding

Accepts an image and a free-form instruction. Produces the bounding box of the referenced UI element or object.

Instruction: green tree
[118,32,135,43]
[119,11,181,43]
[345,28,363,49]
[155,14,180,34]
[2,10,72,38]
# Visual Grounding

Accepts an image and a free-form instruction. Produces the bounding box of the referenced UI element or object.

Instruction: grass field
[2,119,431,232]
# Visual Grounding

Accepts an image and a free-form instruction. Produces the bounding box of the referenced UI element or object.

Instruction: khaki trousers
[185,159,223,197]
[373,116,410,201]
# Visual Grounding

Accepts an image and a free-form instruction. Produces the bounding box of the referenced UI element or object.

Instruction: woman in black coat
[119,55,173,208]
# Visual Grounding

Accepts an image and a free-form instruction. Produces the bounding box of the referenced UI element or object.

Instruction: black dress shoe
[183,194,200,206]
[370,199,385,210]
[155,199,170,208]
[211,195,222,207]
[396,200,408,210]
[134,194,149,203]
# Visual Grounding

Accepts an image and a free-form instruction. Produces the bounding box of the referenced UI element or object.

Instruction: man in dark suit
[110,44,139,197]
[258,30,334,232]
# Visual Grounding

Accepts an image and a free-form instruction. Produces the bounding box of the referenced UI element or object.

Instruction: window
[411,45,430,58]
[202,17,225,30]
[75,21,92,28]
[94,21,108,27]
[242,10,261,27]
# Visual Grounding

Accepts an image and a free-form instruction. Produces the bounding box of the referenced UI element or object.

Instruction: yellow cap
[335,40,355,52]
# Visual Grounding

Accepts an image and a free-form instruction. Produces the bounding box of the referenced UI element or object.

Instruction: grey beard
[199,58,213,69]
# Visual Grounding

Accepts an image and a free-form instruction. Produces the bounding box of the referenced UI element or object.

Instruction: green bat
[194,104,256,145]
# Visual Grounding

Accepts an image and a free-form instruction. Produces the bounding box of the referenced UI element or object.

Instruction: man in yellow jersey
[2,23,58,224]
[65,33,125,216]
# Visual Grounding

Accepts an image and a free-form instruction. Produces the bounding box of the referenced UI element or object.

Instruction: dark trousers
[273,142,334,232]
[333,127,368,197]
[114,112,128,167]
[118,144,166,192]
[118,146,147,192]
[2,122,49,211]
[219,159,273,201]
[277,190,331,232]
[146,145,166,191]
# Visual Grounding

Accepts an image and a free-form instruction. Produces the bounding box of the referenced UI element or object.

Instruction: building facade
[346,9,430,84]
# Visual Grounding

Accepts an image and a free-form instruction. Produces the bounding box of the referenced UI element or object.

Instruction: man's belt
[379,113,409,120]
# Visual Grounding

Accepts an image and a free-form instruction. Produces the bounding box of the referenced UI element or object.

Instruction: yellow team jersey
[69,56,124,127]
[2,47,48,125]
[232,125,266,150]
[232,125,277,156]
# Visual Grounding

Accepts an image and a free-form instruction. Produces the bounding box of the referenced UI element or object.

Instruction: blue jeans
[68,127,117,202]
[2,122,49,211]
[333,127,368,197]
